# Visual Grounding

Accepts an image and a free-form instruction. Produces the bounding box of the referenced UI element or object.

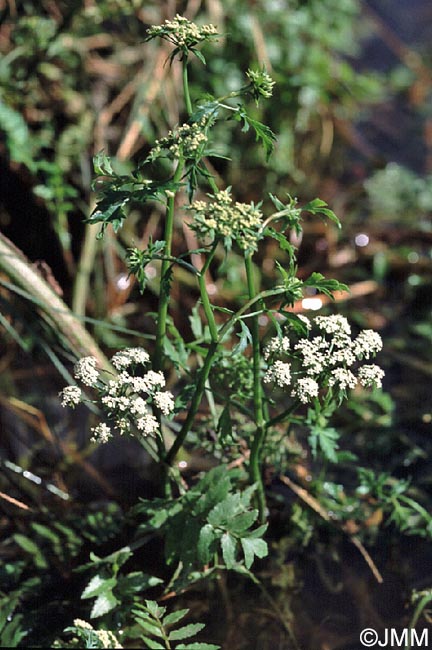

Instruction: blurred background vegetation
[0,0,431,648]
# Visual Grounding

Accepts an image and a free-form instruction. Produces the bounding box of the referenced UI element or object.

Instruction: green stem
[165,340,219,466]
[406,592,432,650]
[153,163,184,373]
[198,240,219,342]
[245,254,267,522]
[182,58,193,116]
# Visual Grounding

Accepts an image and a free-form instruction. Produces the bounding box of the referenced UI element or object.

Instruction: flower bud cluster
[246,67,275,100]
[73,619,122,649]
[59,348,175,443]
[148,118,209,162]
[146,14,218,50]
[187,188,264,252]
[263,315,384,403]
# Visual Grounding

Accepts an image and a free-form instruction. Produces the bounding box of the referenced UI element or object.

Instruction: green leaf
[197,524,217,565]
[93,151,115,176]
[208,494,241,527]
[240,537,268,569]
[233,320,252,354]
[217,404,233,444]
[169,623,206,641]
[176,641,220,650]
[192,48,207,66]
[227,511,257,535]
[304,273,349,298]
[309,426,340,462]
[162,608,189,626]
[303,198,341,228]
[139,636,165,649]
[221,532,237,569]
[13,534,48,569]
[145,600,166,619]
[82,575,117,599]
[134,617,164,638]
[90,591,118,618]
[236,106,276,160]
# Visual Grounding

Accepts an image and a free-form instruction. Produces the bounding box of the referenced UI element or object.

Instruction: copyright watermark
[359,628,429,647]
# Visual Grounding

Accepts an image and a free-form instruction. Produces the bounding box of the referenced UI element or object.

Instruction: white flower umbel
[358,364,385,388]
[292,377,319,404]
[294,336,329,375]
[146,14,218,50]
[262,314,384,406]
[111,347,150,370]
[263,336,290,361]
[136,412,159,436]
[315,314,351,337]
[61,347,174,442]
[59,385,82,407]
[328,367,357,391]
[154,391,175,415]
[264,360,291,387]
[74,356,99,387]
[91,423,112,444]
[353,330,383,359]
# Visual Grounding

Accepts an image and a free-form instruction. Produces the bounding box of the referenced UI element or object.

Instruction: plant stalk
[245,253,267,522]
[165,340,219,466]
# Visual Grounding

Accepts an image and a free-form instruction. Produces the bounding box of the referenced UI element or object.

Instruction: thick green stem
[182,58,193,116]
[153,163,184,373]
[198,241,219,342]
[165,340,219,466]
[245,254,267,522]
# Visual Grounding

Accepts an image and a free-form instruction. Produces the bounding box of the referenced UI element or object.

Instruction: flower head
[188,189,263,252]
[61,348,173,442]
[149,118,210,162]
[74,356,99,387]
[353,330,383,359]
[59,385,82,408]
[146,15,218,52]
[264,360,292,387]
[246,67,275,101]
[358,364,385,388]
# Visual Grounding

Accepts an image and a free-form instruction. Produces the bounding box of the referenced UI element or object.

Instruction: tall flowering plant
[60,13,384,619]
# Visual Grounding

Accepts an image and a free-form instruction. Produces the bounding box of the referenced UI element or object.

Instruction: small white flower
[153,391,175,415]
[292,377,319,403]
[137,370,166,393]
[59,385,82,407]
[315,315,351,337]
[264,360,292,387]
[294,336,329,375]
[90,423,112,444]
[329,347,356,367]
[353,330,383,359]
[358,364,385,388]
[136,412,159,436]
[328,367,357,390]
[74,356,99,386]
[129,396,148,416]
[73,619,93,630]
[111,347,150,369]
[263,336,290,360]
[116,418,131,434]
